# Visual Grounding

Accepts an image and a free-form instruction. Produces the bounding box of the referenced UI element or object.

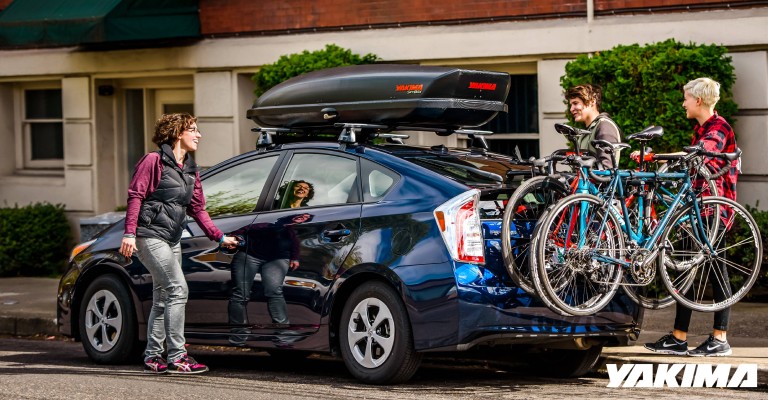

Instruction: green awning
[0,0,200,48]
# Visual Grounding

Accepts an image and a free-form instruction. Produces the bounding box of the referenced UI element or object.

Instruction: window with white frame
[22,86,63,169]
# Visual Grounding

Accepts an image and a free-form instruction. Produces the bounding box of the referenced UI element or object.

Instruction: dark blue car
[58,64,641,384]
[57,137,642,384]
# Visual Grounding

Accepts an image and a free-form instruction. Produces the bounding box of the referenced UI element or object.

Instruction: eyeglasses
[185,128,201,134]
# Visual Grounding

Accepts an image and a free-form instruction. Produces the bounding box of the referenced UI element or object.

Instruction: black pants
[673,219,730,332]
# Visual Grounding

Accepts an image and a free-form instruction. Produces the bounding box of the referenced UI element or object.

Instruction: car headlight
[69,239,97,262]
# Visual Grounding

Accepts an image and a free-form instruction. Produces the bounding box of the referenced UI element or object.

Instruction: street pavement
[1,277,767,385]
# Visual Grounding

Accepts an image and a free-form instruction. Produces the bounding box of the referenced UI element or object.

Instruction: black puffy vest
[136,144,198,244]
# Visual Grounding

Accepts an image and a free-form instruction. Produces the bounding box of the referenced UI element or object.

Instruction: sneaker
[168,354,209,374]
[687,335,732,357]
[143,356,168,374]
[643,333,688,355]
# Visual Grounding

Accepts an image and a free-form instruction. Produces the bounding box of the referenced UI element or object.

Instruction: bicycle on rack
[501,124,718,304]
[528,140,759,317]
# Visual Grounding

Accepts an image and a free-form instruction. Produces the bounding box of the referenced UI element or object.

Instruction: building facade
[1,0,767,236]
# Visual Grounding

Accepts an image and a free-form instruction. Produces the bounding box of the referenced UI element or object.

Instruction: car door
[240,150,362,336]
[176,154,282,335]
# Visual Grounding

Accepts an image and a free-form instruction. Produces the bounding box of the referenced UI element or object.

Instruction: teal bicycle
[529,140,760,316]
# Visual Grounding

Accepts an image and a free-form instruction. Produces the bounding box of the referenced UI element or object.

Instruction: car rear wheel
[339,282,422,384]
[79,274,139,364]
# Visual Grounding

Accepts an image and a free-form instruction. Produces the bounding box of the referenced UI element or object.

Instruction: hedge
[0,203,72,277]
[560,39,737,167]
[252,44,379,96]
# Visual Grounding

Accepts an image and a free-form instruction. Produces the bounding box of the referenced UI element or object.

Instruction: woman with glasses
[119,113,239,374]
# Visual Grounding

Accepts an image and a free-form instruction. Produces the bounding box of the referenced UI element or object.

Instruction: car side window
[361,159,400,202]
[275,153,359,208]
[202,155,279,217]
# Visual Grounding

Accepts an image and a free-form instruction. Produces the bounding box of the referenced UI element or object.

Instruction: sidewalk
[600,302,768,386]
[1,277,767,384]
[0,277,59,337]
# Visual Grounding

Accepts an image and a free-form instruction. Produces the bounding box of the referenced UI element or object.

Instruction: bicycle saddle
[591,139,631,153]
[554,123,591,137]
[626,125,664,141]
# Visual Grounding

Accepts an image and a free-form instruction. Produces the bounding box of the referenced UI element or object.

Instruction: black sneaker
[643,333,688,355]
[687,335,732,357]
[168,354,209,374]
[143,356,168,374]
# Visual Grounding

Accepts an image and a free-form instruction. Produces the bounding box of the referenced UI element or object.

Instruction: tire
[658,196,762,312]
[619,162,719,310]
[502,176,569,294]
[530,194,624,316]
[339,282,422,384]
[525,346,603,378]
[79,274,140,364]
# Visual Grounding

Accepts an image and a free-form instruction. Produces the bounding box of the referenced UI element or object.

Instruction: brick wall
[595,0,756,12]
[199,0,765,35]
[0,0,14,12]
[199,0,586,35]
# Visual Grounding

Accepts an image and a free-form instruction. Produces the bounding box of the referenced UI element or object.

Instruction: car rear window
[406,155,514,186]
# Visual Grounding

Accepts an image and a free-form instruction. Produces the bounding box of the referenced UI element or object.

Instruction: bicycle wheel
[502,176,570,294]
[530,193,625,316]
[657,196,762,312]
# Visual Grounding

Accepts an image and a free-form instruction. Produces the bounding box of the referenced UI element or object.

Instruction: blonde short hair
[684,78,720,108]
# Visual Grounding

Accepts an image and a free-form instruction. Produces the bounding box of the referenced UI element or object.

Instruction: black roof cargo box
[247,64,511,132]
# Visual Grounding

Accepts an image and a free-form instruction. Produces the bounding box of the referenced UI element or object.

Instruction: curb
[0,316,58,337]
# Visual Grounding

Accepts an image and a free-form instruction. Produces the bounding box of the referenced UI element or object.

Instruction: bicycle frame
[581,168,714,270]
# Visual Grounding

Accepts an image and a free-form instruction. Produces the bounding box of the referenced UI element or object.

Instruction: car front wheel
[79,274,139,364]
[339,282,422,384]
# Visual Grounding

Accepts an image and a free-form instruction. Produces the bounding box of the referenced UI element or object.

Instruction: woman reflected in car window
[278,180,314,208]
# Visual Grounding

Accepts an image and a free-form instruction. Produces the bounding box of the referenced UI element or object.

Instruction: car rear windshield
[405,155,520,186]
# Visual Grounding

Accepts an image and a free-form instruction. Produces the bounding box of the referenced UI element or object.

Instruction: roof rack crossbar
[454,129,494,136]
[251,127,296,153]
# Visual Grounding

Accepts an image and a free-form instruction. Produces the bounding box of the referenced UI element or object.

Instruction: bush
[560,39,737,167]
[731,203,768,301]
[252,44,379,96]
[0,203,72,277]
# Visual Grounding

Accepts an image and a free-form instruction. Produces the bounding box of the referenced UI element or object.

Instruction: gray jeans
[228,252,290,325]
[136,237,188,363]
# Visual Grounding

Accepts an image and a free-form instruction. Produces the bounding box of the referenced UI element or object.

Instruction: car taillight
[434,189,485,264]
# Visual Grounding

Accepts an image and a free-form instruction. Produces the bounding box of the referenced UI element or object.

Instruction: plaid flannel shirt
[692,113,738,226]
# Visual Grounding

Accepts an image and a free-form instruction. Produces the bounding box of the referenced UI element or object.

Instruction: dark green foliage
[730,203,768,300]
[560,39,737,168]
[0,203,73,277]
[252,44,379,96]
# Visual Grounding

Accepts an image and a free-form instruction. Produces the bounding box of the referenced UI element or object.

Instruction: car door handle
[322,226,351,243]
[323,229,351,237]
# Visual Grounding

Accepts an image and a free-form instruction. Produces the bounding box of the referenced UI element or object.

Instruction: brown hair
[565,84,603,111]
[151,113,197,148]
